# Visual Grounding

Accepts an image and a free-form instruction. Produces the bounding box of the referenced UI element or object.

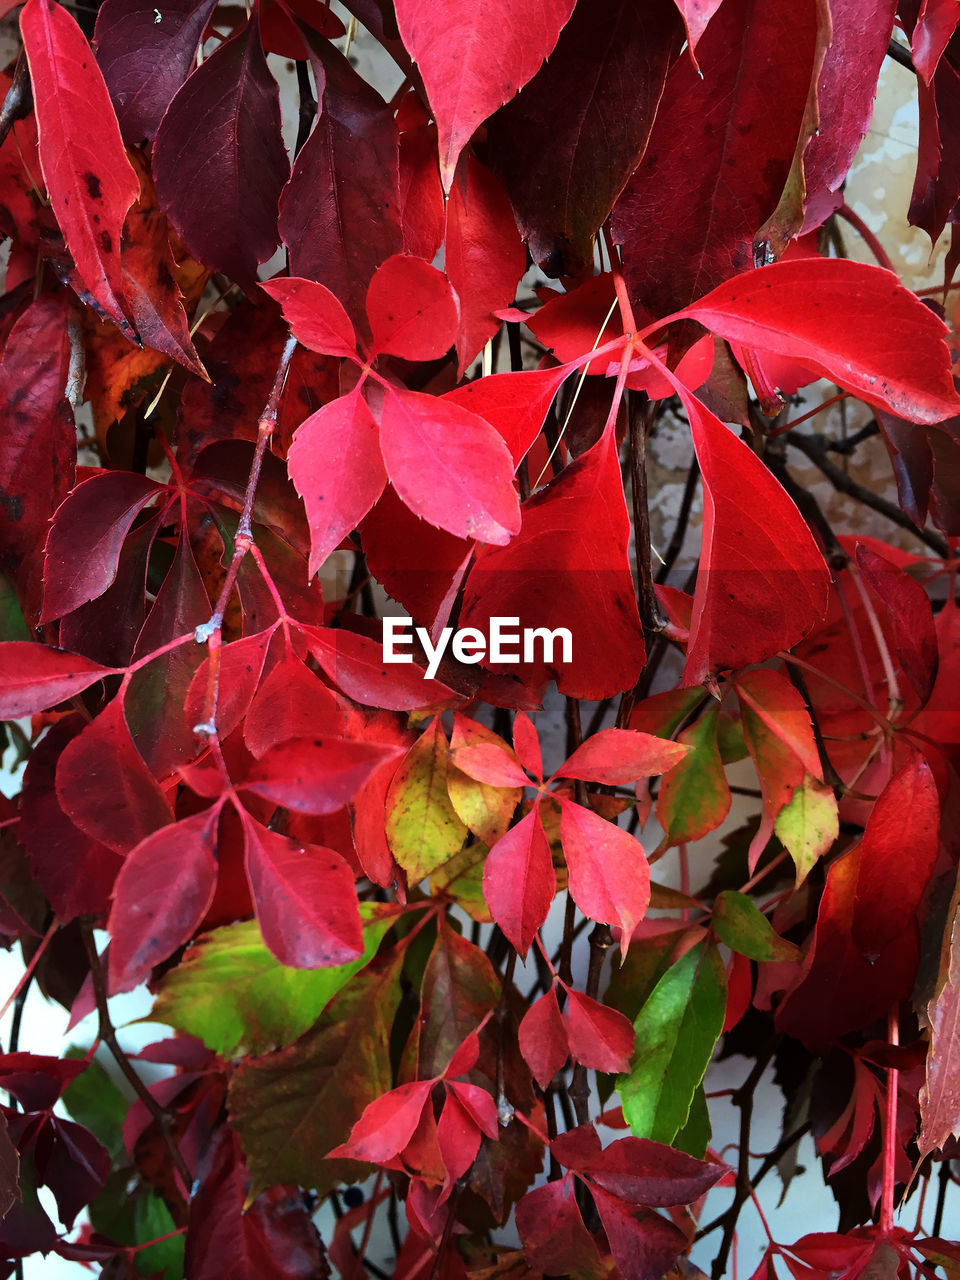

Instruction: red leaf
[450,737,529,787]
[437,1089,483,1186]
[443,365,570,467]
[94,0,218,143]
[153,23,289,283]
[328,1079,434,1163]
[399,114,445,261]
[360,485,474,629]
[556,727,690,785]
[460,428,645,699]
[41,471,162,621]
[516,1176,607,1278]
[558,798,650,956]
[442,1031,481,1080]
[0,294,75,623]
[671,0,723,53]
[444,153,525,373]
[518,988,569,1089]
[279,42,401,334]
[242,812,364,968]
[512,712,543,782]
[56,697,173,852]
[305,624,457,710]
[366,255,459,361]
[185,630,272,745]
[912,0,960,82]
[242,735,402,815]
[590,1186,690,1280]
[482,807,555,957]
[851,757,940,957]
[682,394,830,685]
[378,386,521,545]
[20,0,140,332]
[563,989,634,1073]
[855,543,939,703]
[800,0,898,231]
[244,651,353,758]
[261,277,359,361]
[678,259,960,424]
[394,0,576,188]
[611,0,818,317]
[287,390,386,576]
[107,806,220,990]
[483,0,681,277]
[551,1127,724,1205]
[185,1127,327,1280]
[776,843,920,1051]
[736,669,821,777]
[0,643,114,719]
[19,717,122,920]
[446,1080,498,1138]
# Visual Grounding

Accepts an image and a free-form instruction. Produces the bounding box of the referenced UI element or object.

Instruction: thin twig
[80,924,192,1189]
[787,433,948,556]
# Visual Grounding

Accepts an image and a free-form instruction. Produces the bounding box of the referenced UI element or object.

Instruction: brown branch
[80,923,192,1189]
[786,432,948,557]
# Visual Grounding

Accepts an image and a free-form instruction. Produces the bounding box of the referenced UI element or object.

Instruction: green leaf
[774,773,838,883]
[617,939,726,1144]
[656,706,731,845]
[228,948,404,1199]
[712,890,800,962]
[61,1050,128,1160]
[134,1192,183,1280]
[674,1081,711,1159]
[0,571,29,642]
[385,717,467,881]
[150,904,396,1056]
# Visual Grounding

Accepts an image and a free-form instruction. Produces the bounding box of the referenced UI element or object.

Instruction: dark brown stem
[695,1121,810,1241]
[80,924,192,1189]
[711,1042,778,1279]
[787,432,948,556]
[495,950,518,1122]
[886,38,916,74]
[0,57,33,151]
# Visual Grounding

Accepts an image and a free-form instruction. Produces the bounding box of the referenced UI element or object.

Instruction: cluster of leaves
[2,0,960,1275]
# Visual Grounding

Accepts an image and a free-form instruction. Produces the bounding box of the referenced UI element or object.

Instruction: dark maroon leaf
[800,0,899,231]
[18,718,123,920]
[484,0,682,277]
[0,293,74,625]
[56,696,173,853]
[107,806,220,990]
[94,0,219,143]
[186,1125,329,1279]
[591,1186,693,1280]
[551,1127,724,1205]
[41,471,163,622]
[153,22,289,283]
[279,42,402,333]
[611,0,818,316]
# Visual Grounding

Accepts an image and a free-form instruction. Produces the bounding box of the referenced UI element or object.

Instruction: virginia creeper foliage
[1,0,960,1275]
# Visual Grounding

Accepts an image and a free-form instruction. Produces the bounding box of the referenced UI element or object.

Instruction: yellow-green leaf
[385,717,467,881]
